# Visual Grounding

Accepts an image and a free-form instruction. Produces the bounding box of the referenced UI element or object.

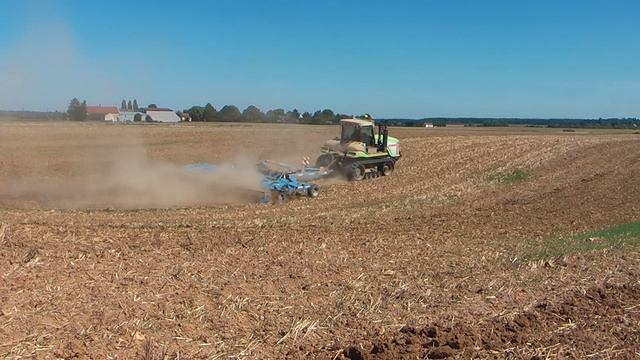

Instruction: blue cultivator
[257,160,328,204]
[260,172,319,204]
[184,160,327,204]
[256,160,333,181]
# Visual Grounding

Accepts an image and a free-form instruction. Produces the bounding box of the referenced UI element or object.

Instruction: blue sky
[0,0,638,118]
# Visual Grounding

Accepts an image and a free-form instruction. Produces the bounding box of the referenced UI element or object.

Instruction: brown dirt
[330,282,640,359]
[1,121,639,359]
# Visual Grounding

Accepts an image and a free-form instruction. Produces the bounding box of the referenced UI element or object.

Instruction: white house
[104,113,118,122]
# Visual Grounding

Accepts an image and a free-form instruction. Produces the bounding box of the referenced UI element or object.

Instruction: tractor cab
[340,119,376,147]
[320,118,381,157]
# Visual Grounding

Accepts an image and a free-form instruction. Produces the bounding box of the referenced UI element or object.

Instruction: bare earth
[0,121,639,359]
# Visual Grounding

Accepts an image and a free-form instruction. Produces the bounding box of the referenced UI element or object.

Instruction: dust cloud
[1,142,264,209]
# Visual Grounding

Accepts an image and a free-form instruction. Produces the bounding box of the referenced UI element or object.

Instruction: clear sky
[0,0,638,118]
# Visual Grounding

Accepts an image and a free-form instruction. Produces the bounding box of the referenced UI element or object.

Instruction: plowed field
[1,121,639,359]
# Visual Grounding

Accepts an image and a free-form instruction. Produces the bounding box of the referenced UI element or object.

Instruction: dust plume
[1,142,264,209]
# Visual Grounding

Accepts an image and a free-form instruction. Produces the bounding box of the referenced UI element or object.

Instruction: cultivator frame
[184,160,325,205]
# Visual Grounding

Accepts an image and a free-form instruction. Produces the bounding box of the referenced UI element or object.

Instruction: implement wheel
[347,164,365,181]
[382,162,394,176]
[271,190,289,204]
[307,184,319,198]
[315,154,334,168]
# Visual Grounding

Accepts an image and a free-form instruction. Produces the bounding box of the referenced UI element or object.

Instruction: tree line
[53,97,640,128]
[380,117,640,129]
[64,98,354,124]
[120,99,140,112]
[0,110,65,120]
[183,103,353,125]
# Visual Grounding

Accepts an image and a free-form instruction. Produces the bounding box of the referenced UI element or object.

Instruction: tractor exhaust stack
[382,124,388,150]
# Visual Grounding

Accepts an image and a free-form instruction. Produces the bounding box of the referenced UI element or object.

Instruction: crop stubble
[0,122,639,358]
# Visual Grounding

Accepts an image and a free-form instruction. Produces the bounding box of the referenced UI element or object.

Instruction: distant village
[87,102,186,123]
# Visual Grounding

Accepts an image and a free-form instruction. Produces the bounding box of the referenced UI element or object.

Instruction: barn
[145,110,181,123]
[86,106,119,121]
[117,112,144,122]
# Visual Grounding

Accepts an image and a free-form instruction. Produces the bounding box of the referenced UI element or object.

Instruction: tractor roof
[340,118,374,127]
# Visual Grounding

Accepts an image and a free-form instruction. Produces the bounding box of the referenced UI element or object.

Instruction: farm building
[91,103,181,123]
[424,122,434,128]
[116,112,145,122]
[145,110,181,123]
[104,113,118,122]
[86,106,119,121]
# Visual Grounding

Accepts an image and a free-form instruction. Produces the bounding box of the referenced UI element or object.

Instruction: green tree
[133,99,139,111]
[242,105,264,122]
[121,100,126,110]
[219,105,242,122]
[322,109,337,124]
[80,100,87,121]
[285,109,300,123]
[127,100,133,111]
[301,112,312,124]
[133,113,142,122]
[187,106,205,121]
[67,98,87,121]
[68,98,80,112]
[148,104,158,109]
[311,110,321,124]
[310,109,337,124]
[265,108,285,123]
[204,103,217,121]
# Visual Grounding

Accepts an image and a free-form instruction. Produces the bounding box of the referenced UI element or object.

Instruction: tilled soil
[329,282,640,359]
[0,122,639,359]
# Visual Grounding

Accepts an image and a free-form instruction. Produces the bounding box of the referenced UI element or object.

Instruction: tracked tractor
[316,117,400,181]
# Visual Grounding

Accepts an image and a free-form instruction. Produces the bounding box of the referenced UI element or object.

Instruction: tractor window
[359,126,374,145]
[341,124,359,142]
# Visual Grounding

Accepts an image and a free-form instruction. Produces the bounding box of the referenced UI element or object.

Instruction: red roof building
[85,105,119,120]
[86,106,119,115]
